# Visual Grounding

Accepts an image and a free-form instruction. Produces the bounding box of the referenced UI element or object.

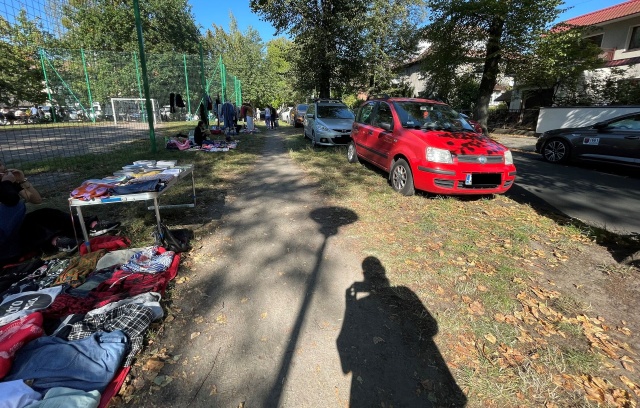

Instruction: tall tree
[0,11,48,105]
[509,24,604,107]
[202,14,267,106]
[250,0,426,98]
[61,0,200,53]
[425,0,563,131]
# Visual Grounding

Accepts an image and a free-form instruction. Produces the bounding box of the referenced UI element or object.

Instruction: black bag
[153,223,192,253]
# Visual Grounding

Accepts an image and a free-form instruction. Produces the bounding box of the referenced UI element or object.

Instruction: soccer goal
[109,98,160,126]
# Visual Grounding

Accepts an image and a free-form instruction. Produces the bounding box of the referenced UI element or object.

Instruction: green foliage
[61,0,200,54]
[250,0,427,98]
[0,11,48,105]
[423,0,563,125]
[203,15,267,107]
[510,24,604,107]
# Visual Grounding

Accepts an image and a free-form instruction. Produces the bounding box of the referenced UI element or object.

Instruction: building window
[629,26,640,49]
[586,34,603,48]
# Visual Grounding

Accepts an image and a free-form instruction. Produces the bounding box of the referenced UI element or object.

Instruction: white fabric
[95,248,144,271]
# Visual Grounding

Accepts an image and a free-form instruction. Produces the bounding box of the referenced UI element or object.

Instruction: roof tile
[565,0,640,26]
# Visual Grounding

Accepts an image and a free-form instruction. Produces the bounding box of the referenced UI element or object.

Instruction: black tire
[347,141,359,163]
[390,158,415,196]
[542,138,570,164]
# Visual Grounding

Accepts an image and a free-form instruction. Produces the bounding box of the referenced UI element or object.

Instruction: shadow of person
[337,257,467,407]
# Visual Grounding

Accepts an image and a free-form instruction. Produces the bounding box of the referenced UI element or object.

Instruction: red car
[347,97,516,196]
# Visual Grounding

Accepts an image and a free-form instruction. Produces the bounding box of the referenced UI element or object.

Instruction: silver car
[304,99,355,147]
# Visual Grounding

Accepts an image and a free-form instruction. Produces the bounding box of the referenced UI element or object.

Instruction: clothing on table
[4,330,129,393]
[25,387,100,408]
[0,380,42,408]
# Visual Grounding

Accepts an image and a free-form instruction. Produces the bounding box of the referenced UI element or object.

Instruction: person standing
[265,106,271,129]
[270,106,277,129]
[245,103,255,131]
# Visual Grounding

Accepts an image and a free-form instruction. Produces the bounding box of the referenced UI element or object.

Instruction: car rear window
[297,104,308,111]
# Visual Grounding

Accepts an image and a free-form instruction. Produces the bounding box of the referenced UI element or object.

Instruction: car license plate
[465,174,472,185]
[583,137,600,145]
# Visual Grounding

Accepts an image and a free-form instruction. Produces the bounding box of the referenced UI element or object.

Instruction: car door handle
[624,136,639,139]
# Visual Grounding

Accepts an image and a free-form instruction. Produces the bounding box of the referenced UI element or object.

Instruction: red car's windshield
[393,101,475,132]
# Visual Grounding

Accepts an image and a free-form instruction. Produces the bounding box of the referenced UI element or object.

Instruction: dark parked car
[535,112,640,167]
[291,104,308,128]
[348,96,516,196]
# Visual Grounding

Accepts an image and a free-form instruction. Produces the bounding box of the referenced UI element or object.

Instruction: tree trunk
[475,15,504,134]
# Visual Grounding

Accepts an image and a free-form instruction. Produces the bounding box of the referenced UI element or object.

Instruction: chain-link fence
[1,0,243,187]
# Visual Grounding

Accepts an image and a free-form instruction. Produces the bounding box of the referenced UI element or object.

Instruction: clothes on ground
[85,291,163,321]
[0,380,42,408]
[94,248,142,271]
[52,250,106,288]
[0,312,44,379]
[0,287,63,327]
[25,387,101,408]
[63,303,154,366]
[4,330,129,393]
[120,247,175,274]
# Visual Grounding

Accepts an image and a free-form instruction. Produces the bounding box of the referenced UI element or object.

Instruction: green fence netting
[0,0,242,191]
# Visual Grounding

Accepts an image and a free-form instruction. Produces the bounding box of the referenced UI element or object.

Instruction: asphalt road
[493,134,640,235]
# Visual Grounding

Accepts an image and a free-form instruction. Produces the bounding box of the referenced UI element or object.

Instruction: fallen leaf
[143,358,165,372]
[210,384,218,396]
[190,332,200,340]
[261,312,268,319]
[373,336,384,344]
[484,333,497,344]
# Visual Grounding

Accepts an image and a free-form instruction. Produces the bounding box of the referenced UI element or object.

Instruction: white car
[279,107,293,123]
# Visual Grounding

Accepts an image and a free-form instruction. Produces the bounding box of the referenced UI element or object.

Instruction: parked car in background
[304,99,355,147]
[347,96,516,196]
[279,106,293,123]
[291,103,308,128]
[535,112,640,167]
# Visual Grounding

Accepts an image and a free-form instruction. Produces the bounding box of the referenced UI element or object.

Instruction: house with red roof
[509,0,640,109]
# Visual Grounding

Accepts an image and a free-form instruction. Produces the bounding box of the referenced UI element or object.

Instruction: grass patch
[284,132,639,407]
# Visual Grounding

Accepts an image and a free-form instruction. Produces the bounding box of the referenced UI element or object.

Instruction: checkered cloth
[67,303,154,366]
